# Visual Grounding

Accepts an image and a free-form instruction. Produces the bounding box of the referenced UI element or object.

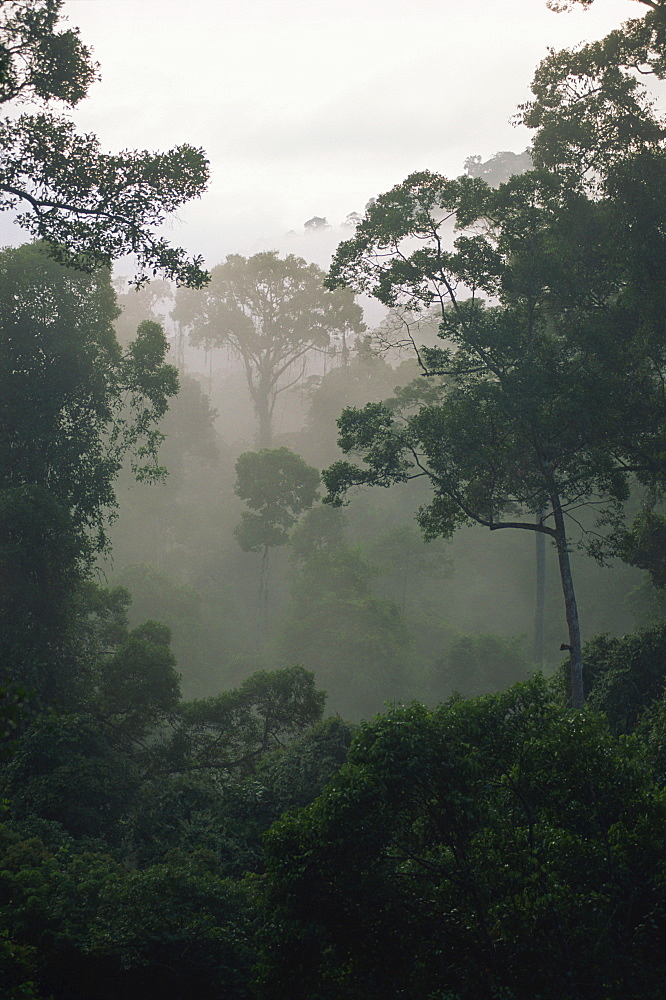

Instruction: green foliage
[0,686,33,758]
[257,715,356,816]
[96,620,181,741]
[303,342,421,463]
[0,244,179,700]
[0,2,209,285]
[0,0,97,107]
[0,824,255,1000]
[464,149,533,186]
[0,660,330,891]
[259,678,666,1000]
[576,623,666,733]
[0,245,179,541]
[0,925,40,999]
[234,448,320,552]
[616,509,666,590]
[5,6,666,1000]
[92,852,256,1000]
[271,509,413,718]
[167,665,326,775]
[272,594,411,720]
[365,524,451,614]
[324,170,647,538]
[431,631,530,700]
[127,771,265,874]
[129,718,356,876]
[0,824,98,998]
[174,251,364,445]
[323,108,666,705]
[522,4,666,182]
[638,685,666,781]
[3,714,138,841]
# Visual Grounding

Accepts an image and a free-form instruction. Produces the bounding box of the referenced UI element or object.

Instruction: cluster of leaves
[523,0,666,182]
[0,828,257,1000]
[569,622,666,735]
[0,0,209,286]
[259,675,666,1000]
[234,449,320,553]
[0,0,98,105]
[0,576,351,998]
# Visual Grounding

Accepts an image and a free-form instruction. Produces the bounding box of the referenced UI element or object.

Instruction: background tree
[166,664,326,778]
[464,148,532,185]
[365,500,451,615]
[173,252,364,446]
[269,505,414,718]
[234,448,320,645]
[437,631,530,699]
[0,0,209,286]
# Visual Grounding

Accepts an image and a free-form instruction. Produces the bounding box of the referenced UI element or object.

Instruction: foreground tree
[173,252,364,446]
[0,0,209,285]
[323,0,666,707]
[327,2,666,706]
[259,678,666,1000]
[323,168,656,706]
[0,243,179,701]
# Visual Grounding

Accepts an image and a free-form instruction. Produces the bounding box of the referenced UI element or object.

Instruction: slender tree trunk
[256,544,270,649]
[341,329,349,367]
[175,321,185,371]
[550,493,584,709]
[533,508,546,669]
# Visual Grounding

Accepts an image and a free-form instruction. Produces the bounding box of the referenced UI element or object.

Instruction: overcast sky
[49,0,644,269]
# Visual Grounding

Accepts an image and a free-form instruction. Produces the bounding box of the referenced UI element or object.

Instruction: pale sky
[37,1,650,268]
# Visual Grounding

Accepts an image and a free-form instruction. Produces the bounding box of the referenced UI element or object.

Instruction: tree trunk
[256,544,270,649]
[533,508,546,669]
[341,329,350,367]
[255,393,272,449]
[550,492,584,709]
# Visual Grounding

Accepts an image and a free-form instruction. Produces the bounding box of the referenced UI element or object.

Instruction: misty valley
[1,1,666,999]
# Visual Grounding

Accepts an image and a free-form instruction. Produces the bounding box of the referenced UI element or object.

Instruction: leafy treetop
[0,0,209,286]
[173,252,365,446]
[234,448,320,553]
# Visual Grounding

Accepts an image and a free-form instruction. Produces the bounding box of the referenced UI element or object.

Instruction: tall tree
[234,448,320,645]
[0,0,209,286]
[323,161,666,709]
[173,252,364,446]
[524,0,666,182]
[464,150,547,667]
[321,0,666,709]
[0,242,179,702]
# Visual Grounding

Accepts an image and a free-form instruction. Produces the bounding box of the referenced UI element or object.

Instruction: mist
[103,232,645,720]
[4,2,666,996]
